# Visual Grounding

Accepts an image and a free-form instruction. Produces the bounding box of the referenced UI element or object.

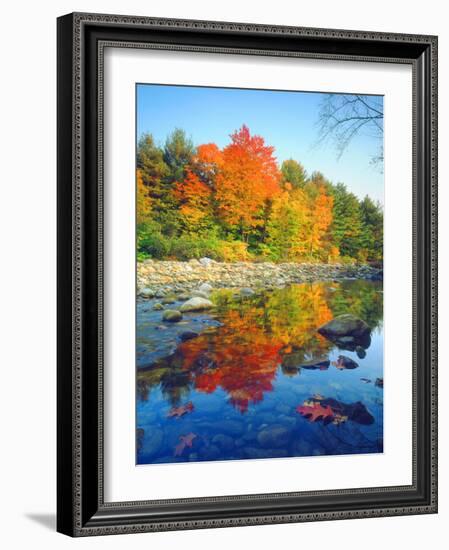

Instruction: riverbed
[136,279,383,465]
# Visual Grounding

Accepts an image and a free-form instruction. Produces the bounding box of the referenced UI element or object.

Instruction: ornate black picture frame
[57,12,438,536]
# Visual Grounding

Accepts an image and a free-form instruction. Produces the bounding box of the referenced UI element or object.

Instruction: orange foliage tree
[173,170,212,232]
[215,125,281,240]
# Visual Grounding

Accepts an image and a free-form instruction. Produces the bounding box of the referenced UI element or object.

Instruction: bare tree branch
[315,94,384,169]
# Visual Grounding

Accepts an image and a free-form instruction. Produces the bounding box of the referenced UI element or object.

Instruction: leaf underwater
[174,433,197,456]
[167,401,195,418]
[296,401,335,423]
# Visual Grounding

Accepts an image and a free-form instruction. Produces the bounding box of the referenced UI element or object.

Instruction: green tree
[360,195,383,262]
[330,183,363,259]
[137,133,169,218]
[281,159,307,189]
[163,128,196,182]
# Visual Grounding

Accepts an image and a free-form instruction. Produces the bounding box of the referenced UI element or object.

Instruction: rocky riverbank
[137,258,382,295]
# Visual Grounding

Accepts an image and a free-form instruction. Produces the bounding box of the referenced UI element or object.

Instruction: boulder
[152,303,164,311]
[198,283,213,293]
[180,297,215,312]
[240,287,255,297]
[162,310,183,323]
[318,314,371,349]
[161,295,176,304]
[191,290,210,299]
[318,314,371,339]
[199,257,214,267]
[139,288,155,299]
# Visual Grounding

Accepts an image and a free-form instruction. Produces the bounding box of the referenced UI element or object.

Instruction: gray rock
[198,283,213,293]
[240,287,255,296]
[180,297,215,312]
[199,257,214,267]
[318,314,371,339]
[139,288,155,299]
[191,290,210,299]
[257,425,290,448]
[162,309,183,323]
[161,295,176,304]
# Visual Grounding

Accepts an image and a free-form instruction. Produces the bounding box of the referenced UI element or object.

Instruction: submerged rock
[319,397,375,425]
[161,295,176,304]
[355,345,367,359]
[212,434,234,451]
[334,355,359,370]
[179,330,199,342]
[141,428,164,457]
[180,297,215,312]
[162,309,183,322]
[215,420,245,436]
[257,425,290,448]
[152,303,164,311]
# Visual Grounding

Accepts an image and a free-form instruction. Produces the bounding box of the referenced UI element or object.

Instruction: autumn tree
[215,125,281,241]
[266,185,309,260]
[306,187,334,260]
[190,143,223,186]
[173,170,213,232]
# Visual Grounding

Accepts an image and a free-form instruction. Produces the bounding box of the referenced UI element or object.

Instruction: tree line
[137,125,383,264]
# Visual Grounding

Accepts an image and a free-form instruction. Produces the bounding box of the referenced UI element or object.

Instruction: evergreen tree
[360,195,383,262]
[330,183,363,259]
[163,128,196,182]
[281,159,307,189]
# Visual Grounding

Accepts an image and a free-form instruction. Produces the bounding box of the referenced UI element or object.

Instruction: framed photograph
[57,12,438,536]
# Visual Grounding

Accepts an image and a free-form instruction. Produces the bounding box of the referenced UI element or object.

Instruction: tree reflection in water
[137,281,383,413]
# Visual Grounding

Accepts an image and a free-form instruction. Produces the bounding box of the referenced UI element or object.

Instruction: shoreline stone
[137,259,383,294]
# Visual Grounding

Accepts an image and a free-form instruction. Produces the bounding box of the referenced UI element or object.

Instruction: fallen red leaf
[174,432,197,456]
[296,401,334,422]
[167,401,194,418]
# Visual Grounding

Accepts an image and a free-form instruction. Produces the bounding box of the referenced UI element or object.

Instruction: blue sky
[137,84,384,204]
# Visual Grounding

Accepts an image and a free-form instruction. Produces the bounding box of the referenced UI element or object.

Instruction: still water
[136,280,383,465]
